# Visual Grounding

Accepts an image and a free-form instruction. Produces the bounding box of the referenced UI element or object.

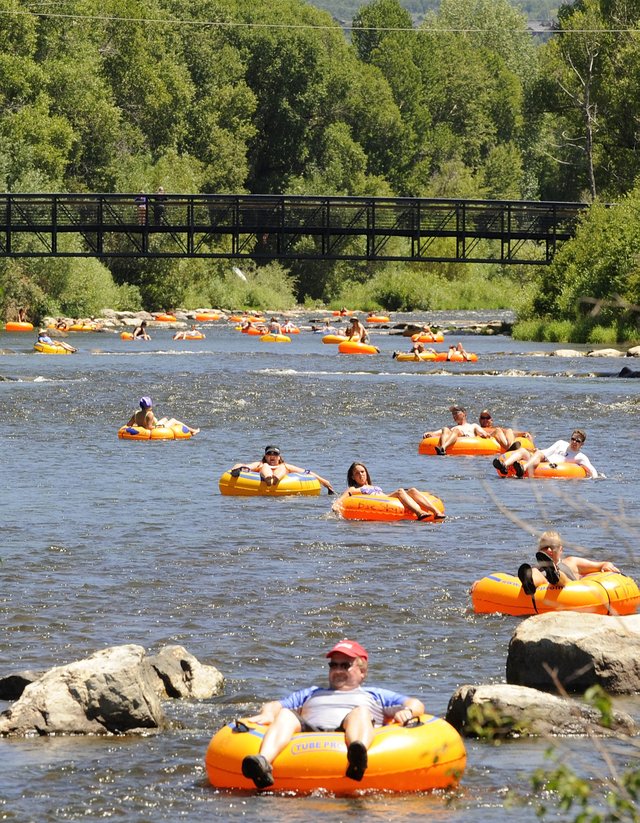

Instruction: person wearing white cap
[241,639,424,789]
[126,397,199,435]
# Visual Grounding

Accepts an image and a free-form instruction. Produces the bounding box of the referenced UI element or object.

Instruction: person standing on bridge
[153,187,167,225]
[135,191,147,225]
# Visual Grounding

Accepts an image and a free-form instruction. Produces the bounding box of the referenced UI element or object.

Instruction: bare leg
[342,706,375,750]
[260,466,276,483]
[493,445,532,477]
[258,709,302,764]
[491,427,511,450]
[157,417,199,434]
[390,488,424,517]
[405,488,441,517]
[439,428,459,452]
[264,464,288,486]
[501,446,532,469]
[522,450,545,474]
[343,706,375,780]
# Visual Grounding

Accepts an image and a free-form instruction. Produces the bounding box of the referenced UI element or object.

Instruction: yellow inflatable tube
[334,491,444,522]
[394,351,436,362]
[419,436,535,456]
[322,334,348,344]
[471,572,640,616]
[117,424,194,440]
[219,469,321,496]
[260,333,291,343]
[33,342,73,354]
[205,715,466,794]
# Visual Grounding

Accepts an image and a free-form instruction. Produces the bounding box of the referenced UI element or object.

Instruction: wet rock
[627,345,640,357]
[551,349,584,357]
[393,320,508,337]
[0,671,45,700]
[586,348,626,357]
[146,645,224,699]
[506,613,640,694]
[618,366,640,378]
[0,645,164,736]
[446,683,635,737]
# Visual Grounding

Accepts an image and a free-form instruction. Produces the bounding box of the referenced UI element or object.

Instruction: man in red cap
[241,639,424,789]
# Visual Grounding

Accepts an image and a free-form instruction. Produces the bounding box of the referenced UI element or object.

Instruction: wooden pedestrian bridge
[0,192,588,264]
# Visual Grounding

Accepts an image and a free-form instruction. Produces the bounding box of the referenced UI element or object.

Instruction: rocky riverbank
[3,614,639,738]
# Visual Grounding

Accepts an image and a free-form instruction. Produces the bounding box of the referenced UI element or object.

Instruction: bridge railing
[0,193,589,262]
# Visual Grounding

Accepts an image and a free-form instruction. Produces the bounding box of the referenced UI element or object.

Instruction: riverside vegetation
[1,0,640,344]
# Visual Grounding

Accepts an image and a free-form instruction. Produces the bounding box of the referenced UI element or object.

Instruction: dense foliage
[0,0,639,338]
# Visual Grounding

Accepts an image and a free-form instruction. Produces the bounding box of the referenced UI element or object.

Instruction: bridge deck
[0,193,588,263]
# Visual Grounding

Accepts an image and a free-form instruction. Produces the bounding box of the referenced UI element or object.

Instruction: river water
[1,312,638,822]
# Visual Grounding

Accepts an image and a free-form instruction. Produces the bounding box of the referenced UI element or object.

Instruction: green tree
[528,187,640,341]
[232,0,343,192]
[532,0,611,200]
[352,0,413,64]
[434,0,537,83]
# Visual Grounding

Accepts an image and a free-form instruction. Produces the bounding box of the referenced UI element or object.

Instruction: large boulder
[0,645,164,736]
[146,645,224,699]
[552,349,584,357]
[626,345,640,357]
[446,683,635,737]
[506,613,640,693]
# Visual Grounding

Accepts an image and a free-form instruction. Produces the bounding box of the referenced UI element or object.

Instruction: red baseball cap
[326,639,368,660]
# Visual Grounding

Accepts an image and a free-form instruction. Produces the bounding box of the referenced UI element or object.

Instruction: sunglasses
[570,437,584,444]
[328,660,354,670]
[264,451,280,456]
[479,416,492,420]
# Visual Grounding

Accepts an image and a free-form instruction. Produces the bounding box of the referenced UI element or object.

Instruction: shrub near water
[202,262,297,311]
[331,265,532,311]
[0,255,141,321]
[512,318,637,345]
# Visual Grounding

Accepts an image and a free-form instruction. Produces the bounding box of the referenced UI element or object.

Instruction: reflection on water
[1,316,638,821]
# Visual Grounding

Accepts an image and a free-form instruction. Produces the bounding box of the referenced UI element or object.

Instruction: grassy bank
[513,318,640,347]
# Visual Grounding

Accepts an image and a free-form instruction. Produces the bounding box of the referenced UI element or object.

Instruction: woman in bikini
[333,462,441,519]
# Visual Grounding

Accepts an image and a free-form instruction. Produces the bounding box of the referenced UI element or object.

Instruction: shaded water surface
[1,313,638,821]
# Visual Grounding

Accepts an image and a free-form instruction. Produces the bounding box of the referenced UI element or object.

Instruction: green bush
[58,259,142,316]
[512,318,546,341]
[202,262,297,311]
[0,261,59,322]
[372,270,432,311]
[0,255,141,321]
[328,265,528,312]
[587,324,618,345]
[513,316,640,345]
